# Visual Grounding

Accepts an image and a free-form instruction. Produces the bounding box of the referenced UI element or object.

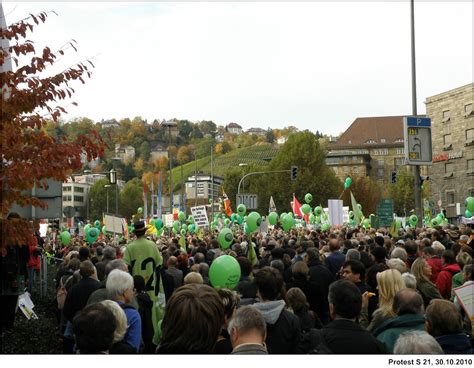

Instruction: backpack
[56,275,72,310]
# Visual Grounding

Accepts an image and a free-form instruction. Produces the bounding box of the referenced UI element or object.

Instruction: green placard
[376,199,394,227]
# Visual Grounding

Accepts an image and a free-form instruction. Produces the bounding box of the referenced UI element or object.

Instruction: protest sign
[191,206,209,228]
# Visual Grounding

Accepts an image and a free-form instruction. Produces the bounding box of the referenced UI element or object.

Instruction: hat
[395,239,405,245]
[133,221,146,234]
[447,230,460,240]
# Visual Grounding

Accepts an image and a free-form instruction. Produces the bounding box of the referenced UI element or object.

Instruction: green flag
[350,191,363,225]
[178,235,186,252]
[248,239,258,267]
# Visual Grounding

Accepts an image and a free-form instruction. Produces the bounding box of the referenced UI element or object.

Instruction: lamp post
[109,168,117,215]
[163,120,177,214]
[194,151,198,206]
[104,185,111,213]
[239,163,248,191]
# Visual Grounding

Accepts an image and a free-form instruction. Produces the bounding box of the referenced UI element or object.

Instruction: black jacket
[312,319,386,354]
[307,260,334,323]
[136,292,155,353]
[236,275,257,299]
[63,277,101,322]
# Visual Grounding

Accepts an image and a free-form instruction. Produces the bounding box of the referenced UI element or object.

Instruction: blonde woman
[411,257,442,307]
[366,269,406,333]
[100,300,136,354]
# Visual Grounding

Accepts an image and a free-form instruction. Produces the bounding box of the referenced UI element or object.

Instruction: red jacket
[427,257,442,283]
[435,263,461,299]
[27,237,40,270]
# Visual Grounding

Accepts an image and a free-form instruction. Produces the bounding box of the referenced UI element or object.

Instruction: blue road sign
[406,116,431,127]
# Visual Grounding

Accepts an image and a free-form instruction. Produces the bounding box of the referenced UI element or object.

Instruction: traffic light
[391,171,397,184]
[291,166,298,181]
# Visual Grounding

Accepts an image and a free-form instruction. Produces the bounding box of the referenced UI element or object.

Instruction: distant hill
[171,144,280,190]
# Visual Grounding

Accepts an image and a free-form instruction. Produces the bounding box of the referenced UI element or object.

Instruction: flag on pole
[350,191,363,224]
[143,179,148,221]
[150,176,155,218]
[269,196,277,214]
[223,191,232,217]
[292,194,303,218]
[157,172,162,218]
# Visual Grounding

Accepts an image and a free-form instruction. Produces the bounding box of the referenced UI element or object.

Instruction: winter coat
[27,238,40,270]
[251,300,301,354]
[427,257,442,283]
[324,252,346,278]
[436,334,474,354]
[307,260,334,324]
[450,272,464,302]
[136,292,155,353]
[436,263,461,299]
[374,314,426,353]
[63,277,101,322]
[417,279,442,307]
[311,319,387,354]
[236,275,257,299]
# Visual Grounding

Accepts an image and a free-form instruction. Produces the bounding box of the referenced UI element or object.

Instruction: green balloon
[409,215,418,227]
[431,218,440,227]
[466,197,474,213]
[86,227,99,244]
[344,177,352,189]
[281,214,295,232]
[137,207,143,214]
[94,220,100,228]
[304,193,313,204]
[60,231,71,246]
[362,219,370,229]
[178,211,186,221]
[237,204,246,216]
[83,224,91,233]
[309,214,315,223]
[181,224,188,232]
[187,215,194,224]
[218,228,234,249]
[268,212,278,226]
[287,212,294,218]
[180,229,186,236]
[437,213,445,220]
[465,210,472,218]
[301,204,311,215]
[173,221,180,231]
[246,211,262,233]
[314,206,322,216]
[155,219,163,230]
[102,225,107,235]
[209,255,241,289]
[236,215,243,225]
[321,223,330,231]
[188,224,196,233]
[230,213,237,222]
[224,219,231,225]
[348,211,354,220]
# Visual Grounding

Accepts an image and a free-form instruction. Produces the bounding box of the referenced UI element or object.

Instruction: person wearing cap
[123,221,164,333]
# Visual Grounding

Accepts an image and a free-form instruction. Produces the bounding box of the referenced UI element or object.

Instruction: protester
[101,300,136,354]
[374,288,426,353]
[106,269,142,352]
[156,284,224,354]
[435,250,461,300]
[72,302,117,354]
[133,275,155,353]
[341,260,367,294]
[393,331,444,355]
[311,280,386,354]
[425,299,473,354]
[286,287,321,331]
[251,266,301,354]
[215,288,240,354]
[228,306,268,354]
[411,257,442,307]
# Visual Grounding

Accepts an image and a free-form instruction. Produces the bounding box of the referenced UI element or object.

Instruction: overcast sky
[2,1,472,136]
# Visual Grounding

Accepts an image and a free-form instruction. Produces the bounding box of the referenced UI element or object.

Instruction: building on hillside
[277,136,288,145]
[115,144,135,163]
[247,127,266,136]
[150,144,168,162]
[185,174,224,203]
[226,122,243,135]
[162,120,179,137]
[101,119,120,129]
[326,116,428,185]
[215,134,225,143]
[425,83,474,220]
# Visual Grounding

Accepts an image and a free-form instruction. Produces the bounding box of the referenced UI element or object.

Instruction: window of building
[377,159,384,167]
[443,134,452,145]
[352,167,359,174]
[445,162,454,174]
[465,103,473,116]
[380,138,386,143]
[468,159,474,175]
[377,168,384,177]
[396,148,405,155]
[63,195,72,201]
[394,138,404,143]
[63,186,71,192]
[73,195,84,202]
[366,139,376,144]
[446,191,455,205]
[394,158,405,167]
[442,110,450,122]
[348,140,352,144]
[75,187,84,193]
[466,129,474,142]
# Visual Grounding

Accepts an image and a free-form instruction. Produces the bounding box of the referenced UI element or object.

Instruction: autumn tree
[341,176,383,216]
[120,178,143,220]
[177,145,192,164]
[1,11,104,246]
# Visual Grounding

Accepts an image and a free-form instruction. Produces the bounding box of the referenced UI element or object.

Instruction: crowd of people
[2,214,473,355]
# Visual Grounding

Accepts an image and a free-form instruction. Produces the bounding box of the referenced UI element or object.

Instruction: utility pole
[410,0,422,227]
[211,143,214,220]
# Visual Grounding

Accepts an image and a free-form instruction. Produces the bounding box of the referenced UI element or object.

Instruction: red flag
[223,191,232,217]
[292,194,303,218]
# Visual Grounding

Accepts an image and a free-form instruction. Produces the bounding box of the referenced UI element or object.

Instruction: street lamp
[162,120,177,214]
[104,185,111,213]
[239,163,248,191]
